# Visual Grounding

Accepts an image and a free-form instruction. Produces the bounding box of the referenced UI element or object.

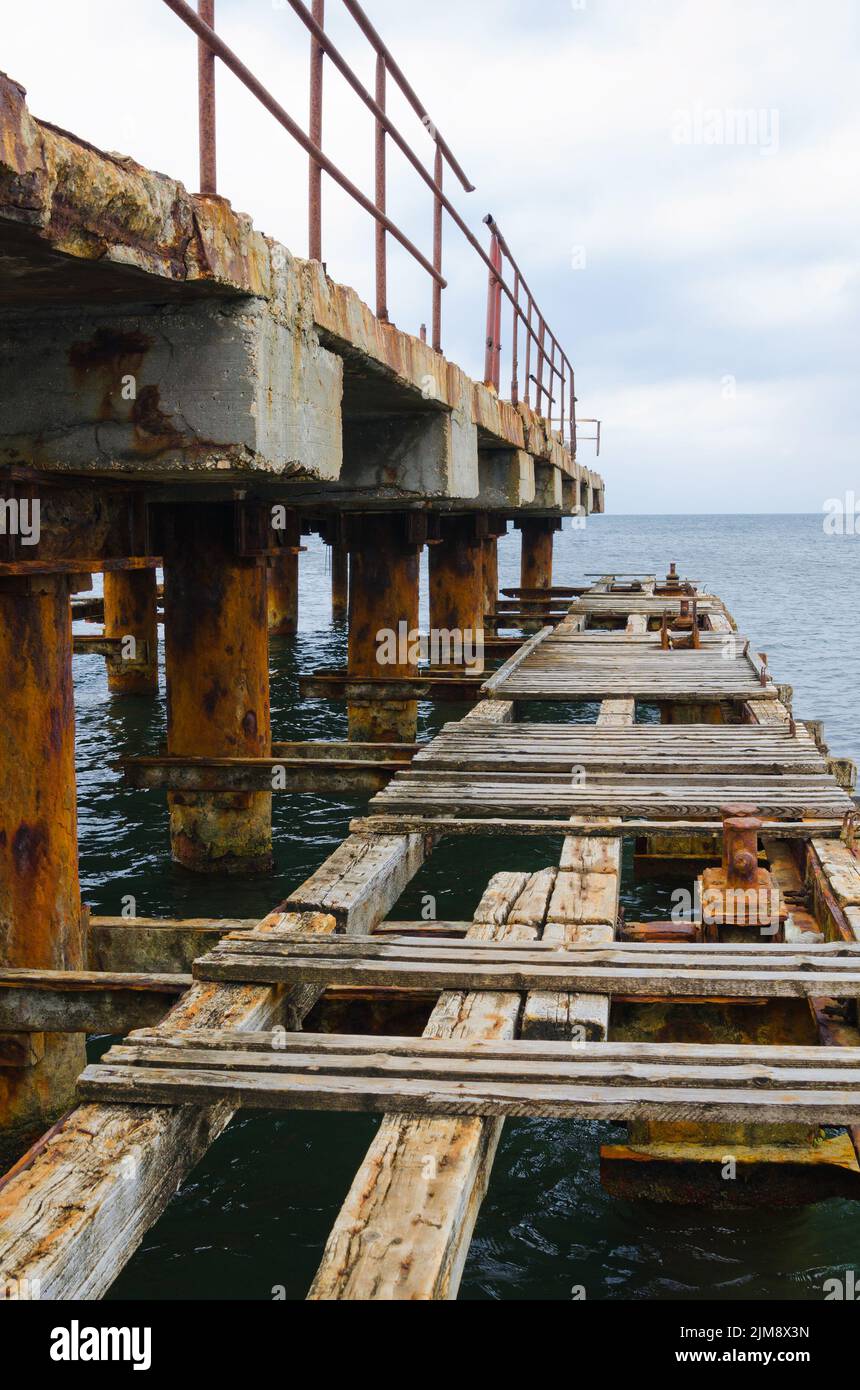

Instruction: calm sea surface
[73,514,859,1301]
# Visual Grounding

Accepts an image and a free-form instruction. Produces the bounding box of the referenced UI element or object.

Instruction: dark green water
[71,514,860,1300]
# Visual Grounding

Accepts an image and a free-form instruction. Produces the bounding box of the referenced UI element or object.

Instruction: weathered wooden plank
[194,947,860,998]
[0,910,336,1300]
[285,833,426,935]
[481,627,553,696]
[76,1068,860,1127]
[117,1031,860,1069]
[308,871,536,1301]
[351,815,843,841]
[119,756,411,794]
[88,1039,860,1090]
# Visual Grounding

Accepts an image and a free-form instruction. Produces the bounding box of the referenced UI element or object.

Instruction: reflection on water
[80,516,860,1301]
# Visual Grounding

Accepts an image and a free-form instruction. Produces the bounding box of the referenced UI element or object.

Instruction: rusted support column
[162,505,272,874]
[103,567,159,696]
[0,575,85,1164]
[428,515,485,639]
[331,538,349,623]
[267,510,301,638]
[517,517,559,593]
[268,553,299,637]
[482,534,499,622]
[347,514,420,744]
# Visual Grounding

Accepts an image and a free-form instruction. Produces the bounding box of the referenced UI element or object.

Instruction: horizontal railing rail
[162,0,595,454]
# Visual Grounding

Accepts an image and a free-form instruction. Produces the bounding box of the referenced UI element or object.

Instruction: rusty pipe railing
[483,214,578,450]
[168,0,586,451]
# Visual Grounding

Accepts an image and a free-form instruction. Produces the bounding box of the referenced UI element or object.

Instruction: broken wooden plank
[0,910,336,1300]
[308,871,536,1301]
[285,833,426,935]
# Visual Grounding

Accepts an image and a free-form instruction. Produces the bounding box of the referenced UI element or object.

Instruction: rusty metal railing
[577,419,602,457]
[161,0,588,452]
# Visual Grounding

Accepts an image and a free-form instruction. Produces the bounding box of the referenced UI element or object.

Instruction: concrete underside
[0,72,603,516]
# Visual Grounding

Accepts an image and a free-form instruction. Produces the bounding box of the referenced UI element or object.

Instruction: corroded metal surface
[103,568,159,696]
[347,514,419,743]
[428,516,485,637]
[162,505,273,873]
[0,578,85,1164]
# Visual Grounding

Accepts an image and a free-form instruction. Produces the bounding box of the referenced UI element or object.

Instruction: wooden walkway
[482,627,777,703]
[4,570,860,1301]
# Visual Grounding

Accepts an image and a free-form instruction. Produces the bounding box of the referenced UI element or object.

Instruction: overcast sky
[5,0,859,511]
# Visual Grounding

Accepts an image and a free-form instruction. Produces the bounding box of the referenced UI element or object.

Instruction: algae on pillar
[161,504,273,874]
[347,513,421,744]
[103,565,159,695]
[0,575,85,1165]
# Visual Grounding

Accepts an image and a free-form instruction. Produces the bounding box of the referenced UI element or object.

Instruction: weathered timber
[284,833,426,935]
[119,755,412,795]
[194,934,860,999]
[308,871,535,1301]
[0,911,336,1300]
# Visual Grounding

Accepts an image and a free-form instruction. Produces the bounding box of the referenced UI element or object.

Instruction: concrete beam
[342,408,478,502]
[0,291,343,483]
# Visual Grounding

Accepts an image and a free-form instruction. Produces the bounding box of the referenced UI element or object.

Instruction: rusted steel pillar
[482,534,499,623]
[428,515,485,640]
[517,517,557,593]
[267,510,301,638]
[268,552,299,638]
[331,539,349,623]
[0,576,85,1163]
[162,505,272,874]
[103,566,159,695]
[347,514,420,744]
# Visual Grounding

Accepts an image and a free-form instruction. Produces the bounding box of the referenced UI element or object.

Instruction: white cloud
[3,0,858,511]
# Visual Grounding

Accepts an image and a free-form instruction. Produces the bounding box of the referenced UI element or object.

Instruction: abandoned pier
[2,0,859,1303]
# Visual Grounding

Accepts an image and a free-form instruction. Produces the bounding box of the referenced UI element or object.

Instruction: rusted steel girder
[162,505,273,874]
[103,568,159,696]
[0,575,85,1165]
[347,514,420,744]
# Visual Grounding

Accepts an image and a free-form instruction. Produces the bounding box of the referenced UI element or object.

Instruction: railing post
[571,369,577,454]
[535,318,546,416]
[511,270,520,405]
[308,0,325,262]
[483,231,502,390]
[197,0,217,194]
[375,53,388,321]
[432,145,443,352]
[524,297,532,407]
[492,239,503,392]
